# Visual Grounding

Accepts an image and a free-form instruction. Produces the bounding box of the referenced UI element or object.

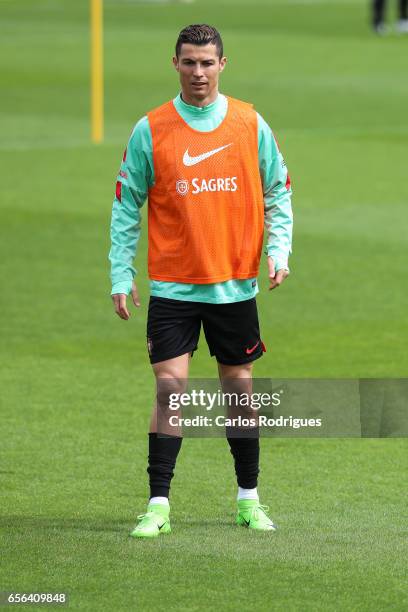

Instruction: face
[173,43,227,104]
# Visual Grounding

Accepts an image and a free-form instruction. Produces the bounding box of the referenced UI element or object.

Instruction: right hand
[111,281,141,320]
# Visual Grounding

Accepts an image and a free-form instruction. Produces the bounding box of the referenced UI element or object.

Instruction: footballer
[108,24,293,537]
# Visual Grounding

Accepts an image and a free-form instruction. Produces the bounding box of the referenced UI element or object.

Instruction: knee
[155,374,186,411]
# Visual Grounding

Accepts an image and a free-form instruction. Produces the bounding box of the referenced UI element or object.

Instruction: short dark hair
[175,24,223,59]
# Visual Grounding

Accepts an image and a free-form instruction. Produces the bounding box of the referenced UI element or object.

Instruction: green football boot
[236,499,277,531]
[130,503,171,538]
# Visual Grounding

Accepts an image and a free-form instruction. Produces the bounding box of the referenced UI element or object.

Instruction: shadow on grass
[0,515,129,533]
[181,518,233,527]
[0,515,234,532]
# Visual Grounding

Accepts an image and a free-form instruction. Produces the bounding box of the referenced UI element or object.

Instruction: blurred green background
[1,1,407,610]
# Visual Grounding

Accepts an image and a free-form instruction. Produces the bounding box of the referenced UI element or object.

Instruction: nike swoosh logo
[242,518,250,526]
[183,143,233,166]
[246,341,260,355]
[158,522,166,530]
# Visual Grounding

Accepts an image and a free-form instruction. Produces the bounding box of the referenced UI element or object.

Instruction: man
[372,0,408,33]
[109,24,293,538]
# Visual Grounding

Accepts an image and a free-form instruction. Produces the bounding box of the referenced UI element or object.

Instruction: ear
[172,56,179,72]
[219,56,227,73]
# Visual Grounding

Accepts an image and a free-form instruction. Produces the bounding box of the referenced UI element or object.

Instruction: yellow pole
[90,0,103,143]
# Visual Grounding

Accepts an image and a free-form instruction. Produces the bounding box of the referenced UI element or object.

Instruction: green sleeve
[257,112,293,272]
[108,116,154,295]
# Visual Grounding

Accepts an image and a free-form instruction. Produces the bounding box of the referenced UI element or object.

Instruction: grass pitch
[1,0,407,610]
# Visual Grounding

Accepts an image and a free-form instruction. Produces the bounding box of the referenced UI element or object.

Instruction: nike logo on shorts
[183,143,233,166]
[246,341,260,355]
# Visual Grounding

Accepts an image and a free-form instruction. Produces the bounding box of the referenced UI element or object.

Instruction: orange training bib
[146,96,264,283]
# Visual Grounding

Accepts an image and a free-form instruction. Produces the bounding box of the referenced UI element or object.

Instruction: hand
[111,281,141,320]
[267,256,289,290]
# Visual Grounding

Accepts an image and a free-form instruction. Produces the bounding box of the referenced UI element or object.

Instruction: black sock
[372,0,386,27]
[226,430,260,489]
[147,432,182,499]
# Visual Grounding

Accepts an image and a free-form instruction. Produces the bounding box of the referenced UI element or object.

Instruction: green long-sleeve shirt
[109,92,293,303]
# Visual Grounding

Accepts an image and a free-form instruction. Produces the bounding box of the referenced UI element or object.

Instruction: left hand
[267,256,289,290]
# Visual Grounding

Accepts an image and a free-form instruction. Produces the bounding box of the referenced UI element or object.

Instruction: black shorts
[146,296,265,366]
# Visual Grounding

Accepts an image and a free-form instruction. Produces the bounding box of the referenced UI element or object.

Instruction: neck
[180,88,219,108]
